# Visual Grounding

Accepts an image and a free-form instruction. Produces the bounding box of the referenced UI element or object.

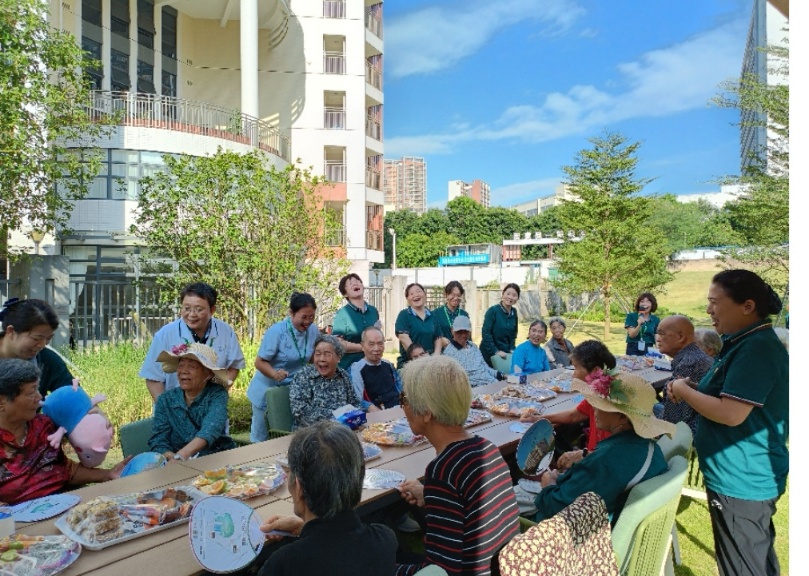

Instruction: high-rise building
[383,156,427,214]
[511,184,579,217]
[13,0,385,281]
[448,179,490,208]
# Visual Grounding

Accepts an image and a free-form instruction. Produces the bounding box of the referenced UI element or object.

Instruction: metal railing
[325,227,346,247]
[365,10,383,39]
[85,91,291,161]
[324,162,347,183]
[365,169,381,190]
[323,0,346,18]
[324,107,346,129]
[324,52,346,74]
[365,62,382,90]
[365,116,381,140]
[366,229,384,251]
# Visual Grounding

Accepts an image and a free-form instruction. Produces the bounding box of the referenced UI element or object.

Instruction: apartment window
[324,146,346,183]
[323,35,346,75]
[137,0,155,49]
[82,37,103,90]
[66,149,173,201]
[110,0,130,37]
[323,0,345,18]
[161,7,177,59]
[110,49,130,90]
[82,0,102,26]
[324,91,346,129]
[137,60,155,93]
[162,71,176,98]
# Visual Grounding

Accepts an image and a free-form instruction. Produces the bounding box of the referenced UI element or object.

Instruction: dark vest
[360,362,400,408]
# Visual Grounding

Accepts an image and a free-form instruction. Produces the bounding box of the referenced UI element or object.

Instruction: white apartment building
[18,0,384,282]
[511,184,578,217]
[448,179,490,208]
[383,156,426,214]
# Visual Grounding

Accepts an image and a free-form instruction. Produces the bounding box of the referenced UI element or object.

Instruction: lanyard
[287,318,309,363]
[443,305,456,328]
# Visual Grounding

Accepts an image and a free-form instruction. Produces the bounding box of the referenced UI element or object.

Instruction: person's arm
[69,456,133,486]
[539,348,551,372]
[510,345,525,372]
[139,333,168,402]
[479,307,497,359]
[148,395,174,454]
[349,363,373,411]
[395,310,413,352]
[393,367,404,394]
[668,378,754,426]
[625,312,645,338]
[169,437,208,462]
[288,371,309,428]
[146,379,165,403]
[509,310,518,351]
[255,356,287,382]
[188,387,229,455]
[226,368,239,385]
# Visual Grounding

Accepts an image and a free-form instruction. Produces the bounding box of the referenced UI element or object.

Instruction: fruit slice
[204,468,227,480]
[200,479,227,495]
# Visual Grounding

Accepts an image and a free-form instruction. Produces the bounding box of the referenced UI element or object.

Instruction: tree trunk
[603,295,611,340]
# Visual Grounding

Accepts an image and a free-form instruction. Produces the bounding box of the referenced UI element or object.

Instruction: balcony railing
[365,62,382,90]
[324,52,346,74]
[84,91,290,161]
[366,229,384,251]
[323,0,345,18]
[365,116,381,140]
[365,169,381,190]
[324,107,346,129]
[324,162,347,183]
[325,227,346,247]
[365,11,383,39]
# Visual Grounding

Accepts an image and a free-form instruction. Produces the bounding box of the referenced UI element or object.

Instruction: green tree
[646,195,741,256]
[131,149,349,342]
[397,231,460,268]
[1,0,108,246]
[554,132,673,339]
[381,209,420,268]
[713,38,789,291]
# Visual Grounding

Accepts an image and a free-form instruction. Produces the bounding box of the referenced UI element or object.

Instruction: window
[82,37,103,90]
[111,49,130,90]
[161,71,176,98]
[137,0,155,49]
[110,0,130,37]
[137,60,155,93]
[82,0,102,26]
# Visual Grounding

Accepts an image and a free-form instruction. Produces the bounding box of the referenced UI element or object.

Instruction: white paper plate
[363,469,406,490]
[11,494,81,523]
[518,479,543,494]
[278,443,383,470]
[0,534,82,576]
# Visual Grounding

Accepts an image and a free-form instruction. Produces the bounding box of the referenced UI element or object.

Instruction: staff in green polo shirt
[394,283,440,369]
[433,280,470,354]
[332,274,380,371]
[668,270,788,576]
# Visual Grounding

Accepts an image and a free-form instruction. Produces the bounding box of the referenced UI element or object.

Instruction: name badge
[638,341,646,351]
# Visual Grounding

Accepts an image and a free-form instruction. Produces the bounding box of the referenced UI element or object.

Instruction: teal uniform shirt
[395,307,438,368]
[624,312,660,347]
[433,305,469,341]
[533,431,668,523]
[695,320,789,501]
[332,301,380,370]
[480,304,518,365]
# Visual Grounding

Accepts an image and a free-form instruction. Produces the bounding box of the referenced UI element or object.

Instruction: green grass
[64,267,788,574]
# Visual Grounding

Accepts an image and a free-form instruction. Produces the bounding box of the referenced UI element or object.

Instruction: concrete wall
[8,256,71,347]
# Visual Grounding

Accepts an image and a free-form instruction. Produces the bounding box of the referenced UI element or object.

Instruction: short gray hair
[694,328,722,356]
[288,420,364,519]
[0,359,41,400]
[549,317,567,329]
[401,355,471,427]
[314,334,345,359]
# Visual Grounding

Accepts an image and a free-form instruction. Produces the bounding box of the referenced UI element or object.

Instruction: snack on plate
[487,397,546,418]
[464,409,493,428]
[192,463,286,499]
[616,355,645,372]
[361,422,425,446]
[117,487,194,526]
[471,394,494,410]
[542,373,573,393]
[0,534,81,576]
[498,385,557,402]
[65,497,122,544]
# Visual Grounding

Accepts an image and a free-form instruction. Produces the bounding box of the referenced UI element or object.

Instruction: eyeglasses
[181,306,209,315]
[399,391,409,407]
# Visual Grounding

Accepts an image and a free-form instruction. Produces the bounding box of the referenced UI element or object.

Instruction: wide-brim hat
[156,342,230,386]
[571,372,675,439]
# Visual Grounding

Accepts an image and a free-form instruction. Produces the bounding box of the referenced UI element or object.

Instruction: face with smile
[452,329,470,347]
[638,297,652,314]
[501,288,519,308]
[362,328,385,363]
[2,324,54,360]
[445,288,463,311]
[707,282,756,335]
[406,285,426,309]
[290,306,316,332]
[176,357,212,394]
[528,324,547,346]
[344,277,364,300]
[0,381,43,424]
[313,342,339,378]
[550,321,566,343]
[180,295,214,334]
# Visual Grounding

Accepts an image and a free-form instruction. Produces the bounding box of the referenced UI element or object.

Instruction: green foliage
[131,149,350,343]
[397,231,461,268]
[0,0,110,247]
[554,131,674,338]
[646,195,742,255]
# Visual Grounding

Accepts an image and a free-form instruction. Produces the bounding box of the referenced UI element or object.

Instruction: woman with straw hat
[149,342,236,461]
[531,371,674,523]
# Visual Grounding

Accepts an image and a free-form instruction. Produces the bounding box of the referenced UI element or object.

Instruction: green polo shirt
[395,307,438,368]
[479,304,518,364]
[433,305,469,341]
[695,319,789,500]
[332,301,380,370]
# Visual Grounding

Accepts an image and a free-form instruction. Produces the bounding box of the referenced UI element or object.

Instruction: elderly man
[442,316,506,387]
[350,327,402,411]
[655,315,714,433]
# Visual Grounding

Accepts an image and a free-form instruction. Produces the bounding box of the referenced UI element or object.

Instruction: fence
[0,279,20,305]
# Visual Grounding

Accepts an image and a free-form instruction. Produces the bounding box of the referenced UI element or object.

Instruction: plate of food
[363,469,406,490]
[498,385,557,402]
[541,373,573,393]
[487,397,547,419]
[616,355,646,372]
[0,535,81,576]
[191,464,286,499]
[55,487,204,550]
[361,422,426,446]
[464,409,493,428]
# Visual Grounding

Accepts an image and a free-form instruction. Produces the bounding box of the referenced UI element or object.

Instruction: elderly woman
[545,317,575,369]
[668,270,788,575]
[694,328,722,358]
[395,283,440,369]
[511,320,551,375]
[256,421,397,575]
[0,299,73,397]
[289,335,361,430]
[149,343,236,461]
[442,316,506,387]
[480,283,520,368]
[624,292,661,356]
[247,292,320,442]
[531,373,673,523]
[0,359,129,505]
[396,356,519,575]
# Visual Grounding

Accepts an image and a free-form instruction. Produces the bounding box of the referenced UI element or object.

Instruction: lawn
[63,265,788,574]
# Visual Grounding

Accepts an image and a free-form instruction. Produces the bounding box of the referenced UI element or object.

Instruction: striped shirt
[396,436,519,576]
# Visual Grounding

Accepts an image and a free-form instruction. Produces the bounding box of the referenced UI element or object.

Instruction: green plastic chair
[119,417,154,458]
[413,566,449,576]
[491,353,513,374]
[264,386,293,439]
[611,455,688,576]
[656,422,692,461]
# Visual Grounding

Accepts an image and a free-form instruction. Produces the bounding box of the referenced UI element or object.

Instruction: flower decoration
[171,342,189,355]
[584,366,629,404]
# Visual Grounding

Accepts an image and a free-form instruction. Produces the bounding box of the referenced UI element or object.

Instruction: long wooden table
[14,367,620,575]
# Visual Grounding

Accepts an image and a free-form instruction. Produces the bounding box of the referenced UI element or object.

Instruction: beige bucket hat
[571,369,675,439]
[156,342,230,386]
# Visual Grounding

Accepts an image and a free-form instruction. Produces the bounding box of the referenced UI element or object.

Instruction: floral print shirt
[289,365,361,430]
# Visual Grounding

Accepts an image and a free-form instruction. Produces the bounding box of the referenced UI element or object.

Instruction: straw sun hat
[571,369,675,439]
[156,342,230,386]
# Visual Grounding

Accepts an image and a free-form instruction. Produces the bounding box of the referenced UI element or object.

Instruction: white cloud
[490,178,562,206]
[386,0,585,78]
[385,18,748,156]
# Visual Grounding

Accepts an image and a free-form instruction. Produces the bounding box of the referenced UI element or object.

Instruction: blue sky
[382,0,756,209]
